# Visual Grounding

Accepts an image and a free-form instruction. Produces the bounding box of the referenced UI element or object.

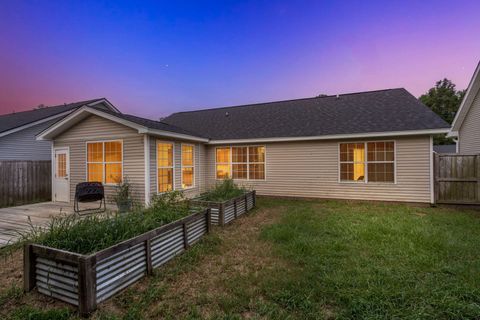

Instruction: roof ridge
[1,98,103,117]
[168,88,405,116]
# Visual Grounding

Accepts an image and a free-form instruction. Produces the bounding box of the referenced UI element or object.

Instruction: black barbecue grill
[74,182,106,214]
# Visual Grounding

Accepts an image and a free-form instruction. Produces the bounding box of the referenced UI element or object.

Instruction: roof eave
[450,61,480,132]
[207,128,450,144]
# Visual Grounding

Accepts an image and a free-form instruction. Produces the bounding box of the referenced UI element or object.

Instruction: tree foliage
[419,79,466,145]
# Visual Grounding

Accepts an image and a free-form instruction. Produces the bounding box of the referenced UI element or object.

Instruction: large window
[216,146,265,180]
[87,140,123,184]
[157,142,174,193]
[182,144,194,189]
[339,141,395,183]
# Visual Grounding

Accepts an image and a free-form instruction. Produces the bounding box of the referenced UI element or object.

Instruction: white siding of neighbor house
[458,88,480,154]
[205,136,433,203]
[53,115,145,205]
[0,119,57,160]
[148,136,206,201]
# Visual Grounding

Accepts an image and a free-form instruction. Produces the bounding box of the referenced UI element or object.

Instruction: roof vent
[336,94,340,99]
[225,112,229,117]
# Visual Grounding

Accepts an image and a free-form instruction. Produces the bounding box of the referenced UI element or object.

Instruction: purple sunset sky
[0,0,479,119]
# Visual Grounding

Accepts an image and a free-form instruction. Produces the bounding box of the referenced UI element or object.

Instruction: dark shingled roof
[0,99,102,134]
[92,107,207,138]
[163,88,450,140]
[433,145,456,153]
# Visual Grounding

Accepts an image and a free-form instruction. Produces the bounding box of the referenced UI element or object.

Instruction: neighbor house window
[157,142,174,192]
[87,140,123,184]
[339,141,395,183]
[182,144,194,189]
[216,146,265,180]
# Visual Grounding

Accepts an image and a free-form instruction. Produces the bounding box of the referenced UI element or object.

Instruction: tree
[419,79,466,145]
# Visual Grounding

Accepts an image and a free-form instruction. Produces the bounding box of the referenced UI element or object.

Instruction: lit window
[182,144,194,188]
[216,147,231,179]
[157,142,174,192]
[339,141,395,183]
[87,141,122,184]
[216,146,265,180]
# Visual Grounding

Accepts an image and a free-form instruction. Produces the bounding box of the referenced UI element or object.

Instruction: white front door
[54,148,69,202]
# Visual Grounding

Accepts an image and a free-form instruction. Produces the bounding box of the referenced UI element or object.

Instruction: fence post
[434,153,439,205]
[78,256,97,317]
[23,243,36,292]
[183,223,189,249]
[145,239,153,275]
[477,155,480,203]
[219,203,225,227]
[206,209,211,234]
[233,199,237,219]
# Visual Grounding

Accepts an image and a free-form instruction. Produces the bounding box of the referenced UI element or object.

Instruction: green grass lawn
[2,198,479,319]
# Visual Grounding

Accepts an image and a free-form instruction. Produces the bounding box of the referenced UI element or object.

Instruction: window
[216,146,265,180]
[216,147,230,179]
[182,144,194,189]
[87,140,122,184]
[157,142,174,193]
[56,153,67,178]
[367,141,395,182]
[339,141,395,183]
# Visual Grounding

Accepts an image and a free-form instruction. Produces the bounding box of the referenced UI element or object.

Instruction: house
[0,99,119,160]
[448,61,480,153]
[37,88,449,204]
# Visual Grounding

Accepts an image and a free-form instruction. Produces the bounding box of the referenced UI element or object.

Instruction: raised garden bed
[23,208,210,316]
[190,190,256,226]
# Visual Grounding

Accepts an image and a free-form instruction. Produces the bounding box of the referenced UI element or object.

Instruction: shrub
[27,191,192,254]
[201,179,247,202]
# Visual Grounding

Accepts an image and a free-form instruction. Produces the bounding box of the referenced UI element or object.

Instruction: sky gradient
[1,0,479,119]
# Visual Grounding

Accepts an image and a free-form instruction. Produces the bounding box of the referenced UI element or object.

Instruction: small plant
[113,178,133,213]
[201,179,247,202]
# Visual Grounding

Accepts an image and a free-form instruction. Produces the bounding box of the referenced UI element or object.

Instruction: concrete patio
[0,201,114,247]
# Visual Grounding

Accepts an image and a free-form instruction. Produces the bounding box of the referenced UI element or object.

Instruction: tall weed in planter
[202,179,247,202]
[25,191,192,254]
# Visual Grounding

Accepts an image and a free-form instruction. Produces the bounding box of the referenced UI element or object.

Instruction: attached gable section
[55,114,138,141]
[458,87,480,153]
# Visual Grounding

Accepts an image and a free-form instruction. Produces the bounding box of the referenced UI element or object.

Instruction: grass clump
[201,179,247,202]
[29,191,192,254]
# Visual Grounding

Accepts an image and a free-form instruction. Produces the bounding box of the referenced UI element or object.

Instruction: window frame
[337,140,396,184]
[85,139,124,185]
[215,145,266,181]
[156,140,176,193]
[181,143,195,189]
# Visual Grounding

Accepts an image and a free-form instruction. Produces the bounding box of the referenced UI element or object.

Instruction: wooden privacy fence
[24,209,210,316]
[190,191,256,226]
[0,160,51,207]
[434,153,480,204]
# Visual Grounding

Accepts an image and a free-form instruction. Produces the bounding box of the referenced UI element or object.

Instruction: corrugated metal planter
[190,190,256,226]
[24,209,210,316]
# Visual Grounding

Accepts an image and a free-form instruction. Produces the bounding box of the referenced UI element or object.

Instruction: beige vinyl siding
[53,115,145,205]
[149,138,206,200]
[458,88,480,154]
[205,136,432,203]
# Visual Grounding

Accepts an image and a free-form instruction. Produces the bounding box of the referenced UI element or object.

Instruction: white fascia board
[87,98,121,113]
[207,128,450,145]
[142,128,209,142]
[0,110,75,138]
[450,61,480,132]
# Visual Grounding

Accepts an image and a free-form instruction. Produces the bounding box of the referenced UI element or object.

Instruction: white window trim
[338,140,397,184]
[215,145,266,181]
[181,143,195,189]
[85,140,124,186]
[156,140,175,193]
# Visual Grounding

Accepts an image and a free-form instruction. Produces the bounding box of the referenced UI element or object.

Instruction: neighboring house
[448,61,480,154]
[0,99,120,160]
[37,88,449,204]
[433,144,456,153]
